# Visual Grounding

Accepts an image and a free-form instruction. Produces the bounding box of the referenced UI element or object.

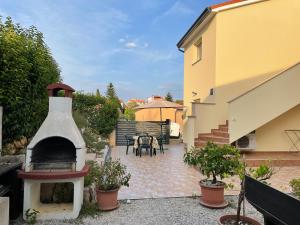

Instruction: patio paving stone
[111,144,300,199]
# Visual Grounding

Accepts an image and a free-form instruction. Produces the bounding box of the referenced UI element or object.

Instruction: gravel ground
[12,196,263,225]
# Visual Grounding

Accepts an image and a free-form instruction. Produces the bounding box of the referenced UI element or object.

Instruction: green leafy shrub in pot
[290,178,300,199]
[184,142,241,185]
[98,158,131,191]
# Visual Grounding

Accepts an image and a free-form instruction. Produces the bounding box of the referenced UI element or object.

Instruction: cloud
[118,34,149,49]
[1,0,186,101]
[125,42,137,48]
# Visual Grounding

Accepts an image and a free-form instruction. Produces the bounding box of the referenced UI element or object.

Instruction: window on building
[193,38,202,63]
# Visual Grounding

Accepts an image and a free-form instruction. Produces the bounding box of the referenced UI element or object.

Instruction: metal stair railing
[284,130,300,151]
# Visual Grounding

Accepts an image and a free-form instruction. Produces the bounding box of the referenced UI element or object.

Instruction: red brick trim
[210,0,247,9]
[18,165,89,180]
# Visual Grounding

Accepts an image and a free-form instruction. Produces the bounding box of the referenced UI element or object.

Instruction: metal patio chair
[125,135,135,155]
[136,135,153,157]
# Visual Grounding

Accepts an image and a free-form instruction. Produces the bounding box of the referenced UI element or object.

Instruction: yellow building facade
[177,0,300,160]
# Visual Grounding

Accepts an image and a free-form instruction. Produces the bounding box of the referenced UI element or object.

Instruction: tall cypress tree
[106,83,117,100]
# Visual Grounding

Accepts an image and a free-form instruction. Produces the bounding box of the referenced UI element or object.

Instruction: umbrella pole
[160,108,164,152]
[160,108,163,136]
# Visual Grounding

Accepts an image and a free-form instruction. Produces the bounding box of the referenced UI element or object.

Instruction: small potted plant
[96,157,131,211]
[184,142,241,208]
[219,163,274,225]
[290,178,300,199]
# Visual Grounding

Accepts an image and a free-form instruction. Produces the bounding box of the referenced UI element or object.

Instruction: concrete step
[194,140,228,148]
[218,127,228,132]
[211,130,229,138]
[218,124,228,129]
[197,135,229,143]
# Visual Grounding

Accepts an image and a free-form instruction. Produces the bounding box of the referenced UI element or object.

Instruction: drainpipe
[177,48,184,53]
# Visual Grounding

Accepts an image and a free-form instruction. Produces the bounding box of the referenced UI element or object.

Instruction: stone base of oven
[23,177,84,220]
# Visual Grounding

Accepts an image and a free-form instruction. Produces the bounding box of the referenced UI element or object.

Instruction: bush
[290,178,300,199]
[73,92,105,114]
[84,160,101,187]
[0,17,61,144]
[184,142,241,184]
[89,100,119,138]
[73,110,106,154]
[73,91,119,139]
[98,158,131,191]
[79,203,100,218]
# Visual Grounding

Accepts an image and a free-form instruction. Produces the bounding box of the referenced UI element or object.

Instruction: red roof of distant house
[210,0,247,9]
[152,96,162,99]
[128,99,145,103]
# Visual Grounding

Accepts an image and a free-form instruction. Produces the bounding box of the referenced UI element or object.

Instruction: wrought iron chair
[125,135,135,155]
[136,135,153,157]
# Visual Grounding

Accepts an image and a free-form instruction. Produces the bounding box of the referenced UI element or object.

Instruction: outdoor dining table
[133,135,160,156]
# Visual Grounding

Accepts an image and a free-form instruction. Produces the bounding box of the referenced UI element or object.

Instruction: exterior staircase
[229,62,300,143]
[194,121,229,148]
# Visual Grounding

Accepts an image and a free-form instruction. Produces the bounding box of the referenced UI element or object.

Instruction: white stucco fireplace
[19,83,88,220]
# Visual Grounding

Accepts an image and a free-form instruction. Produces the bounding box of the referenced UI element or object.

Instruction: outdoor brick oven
[18,83,88,220]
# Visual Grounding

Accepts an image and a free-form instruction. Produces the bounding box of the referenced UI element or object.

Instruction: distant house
[127,99,145,106]
[147,95,163,102]
[177,0,300,165]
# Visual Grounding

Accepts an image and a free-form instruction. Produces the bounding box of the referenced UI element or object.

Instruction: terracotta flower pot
[219,215,261,225]
[199,180,228,208]
[96,188,120,211]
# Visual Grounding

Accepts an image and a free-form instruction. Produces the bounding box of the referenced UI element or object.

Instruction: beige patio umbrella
[135,99,183,140]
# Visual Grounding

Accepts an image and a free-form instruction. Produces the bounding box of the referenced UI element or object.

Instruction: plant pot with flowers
[96,158,131,211]
[184,142,241,209]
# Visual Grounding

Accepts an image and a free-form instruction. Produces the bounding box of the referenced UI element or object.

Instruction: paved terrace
[111,144,300,200]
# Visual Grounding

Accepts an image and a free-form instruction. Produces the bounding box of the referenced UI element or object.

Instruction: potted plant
[219,163,274,225]
[184,142,241,208]
[290,178,300,199]
[96,158,131,211]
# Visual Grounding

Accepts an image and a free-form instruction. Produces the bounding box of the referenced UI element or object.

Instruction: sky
[0,0,225,101]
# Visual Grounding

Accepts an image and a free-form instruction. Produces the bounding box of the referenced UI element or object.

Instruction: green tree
[165,92,173,102]
[123,102,137,121]
[106,83,117,100]
[73,91,105,114]
[0,16,61,144]
[96,89,101,97]
[124,108,135,121]
[89,100,119,138]
[175,99,183,105]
